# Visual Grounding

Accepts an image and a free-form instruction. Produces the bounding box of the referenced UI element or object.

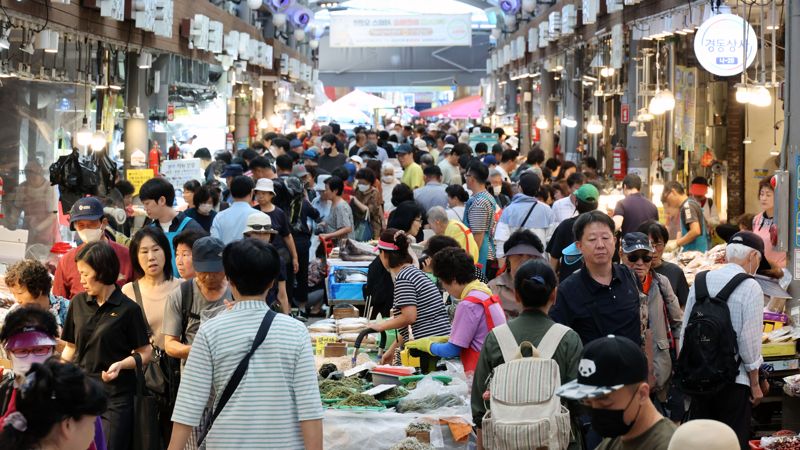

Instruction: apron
[680,199,708,252]
[152,216,192,278]
[459,292,501,373]
[463,192,496,275]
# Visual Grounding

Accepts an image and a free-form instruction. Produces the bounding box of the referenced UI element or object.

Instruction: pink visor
[5,330,56,351]
[375,240,400,251]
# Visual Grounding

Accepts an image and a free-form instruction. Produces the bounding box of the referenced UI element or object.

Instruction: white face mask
[198,203,213,214]
[382,175,395,184]
[11,351,53,375]
[77,228,103,244]
[357,184,370,192]
[492,185,502,196]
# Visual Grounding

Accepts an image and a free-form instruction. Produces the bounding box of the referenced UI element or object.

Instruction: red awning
[419,95,484,119]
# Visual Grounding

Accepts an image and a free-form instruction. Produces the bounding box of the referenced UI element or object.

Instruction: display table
[325,258,371,309]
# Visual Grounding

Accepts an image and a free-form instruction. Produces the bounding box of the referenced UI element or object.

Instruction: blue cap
[290,139,303,148]
[445,135,458,145]
[69,197,104,229]
[344,162,356,183]
[562,242,583,266]
[395,143,413,154]
[221,164,244,178]
[303,148,318,160]
[482,155,498,166]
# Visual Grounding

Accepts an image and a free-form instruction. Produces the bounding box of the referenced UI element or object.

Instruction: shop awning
[419,95,483,119]
[315,100,371,124]
[332,89,394,114]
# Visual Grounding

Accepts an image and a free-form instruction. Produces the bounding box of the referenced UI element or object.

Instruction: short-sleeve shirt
[613,193,659,235]
[52,241,134,299]
[401,162,424,190]
[449,289,507,352]
[680,198,703,228]
[323,200,354,239]
[596,418,676,450]
[161,279,231,346]
[62,288,150,395]
[546,216,578,260]
[392,265,451,341]
[258,206,291,250]
[464,191,497,260]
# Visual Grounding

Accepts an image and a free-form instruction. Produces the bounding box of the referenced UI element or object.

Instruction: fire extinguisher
[612,142,627,181]
[149,141,161,175]
[249,118,257,144]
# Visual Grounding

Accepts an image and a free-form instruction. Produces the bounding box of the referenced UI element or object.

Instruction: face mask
[382,176,395,184]
[357,184,370,192]
[492,185,502,196]
[77,228,103,244]
[11,351,53,375]
[198,203,213,214]
[323,147,333,155]
[589,390,641,438]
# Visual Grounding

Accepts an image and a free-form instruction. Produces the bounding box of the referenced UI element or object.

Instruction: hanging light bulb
[76,117,93,148]
[743,136,753,144]
[258,118,268,129]
[637,108,654,122]
[247,0,262,9]
[294,28,306,42]
[309,39,319,50]
[735,84,751,104]
[562,116,577,128]
[648,95,665,115]
[749,85,772,107]
[600,67,615,78]
[269,114,283,129]
[90,131,107,151]
[587,115,603,134]
[535,115,549,130]
[655,88,675,111]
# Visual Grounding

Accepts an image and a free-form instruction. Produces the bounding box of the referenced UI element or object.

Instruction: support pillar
[123,51,150,171]
[540,72,555,156]
[625,40,651,191]
[234,85,250,151]
[519,77,532,156]
[262,81,276,123]
[564,49,583,163]
[785,0,799,296]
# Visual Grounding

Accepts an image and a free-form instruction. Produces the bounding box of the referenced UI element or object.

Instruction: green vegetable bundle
[396,393,464,413]
[322,386,357,400]
[339,393,383,407]
[378,386,409,401]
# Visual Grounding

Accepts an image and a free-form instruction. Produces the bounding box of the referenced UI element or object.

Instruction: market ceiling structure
[313,0,495,88]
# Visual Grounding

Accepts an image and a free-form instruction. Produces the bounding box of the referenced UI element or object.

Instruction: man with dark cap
[556,335,676,450]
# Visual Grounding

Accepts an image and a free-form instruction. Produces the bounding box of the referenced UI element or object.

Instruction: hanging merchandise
[612,142,627,181]
[49,149,100,212]
[700,148,714,167]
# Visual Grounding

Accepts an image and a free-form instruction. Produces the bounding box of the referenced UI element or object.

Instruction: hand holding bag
[132,352,162,450]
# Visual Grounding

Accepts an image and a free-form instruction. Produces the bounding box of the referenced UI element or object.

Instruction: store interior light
[735,84,751,104]
[562,116,577,128]
[651,174,664,206]
[269,114,283,129]
[90,130,107,151]
[535,115,549,130]
[294,28,306,42]
[743,136,753,145]
[258,118,268,129]
[749,85,772,107]
[655,88,675,111]
[770,147,781,156]
[648,95,666,115]
[138,52,152,69]
[44,31,59,53]
[587,115,603,134]
[632,123,648,137]
[76,117,93,147]
[599,67,615,78]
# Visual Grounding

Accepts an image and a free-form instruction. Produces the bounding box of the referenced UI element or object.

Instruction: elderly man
[679,231,765,449]
[427,206,478,263]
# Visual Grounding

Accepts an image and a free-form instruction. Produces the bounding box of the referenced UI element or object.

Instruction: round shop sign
[694,13,757,77]
[661,157,676,173]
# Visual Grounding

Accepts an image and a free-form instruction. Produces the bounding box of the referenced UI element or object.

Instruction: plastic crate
[328,266,368,301]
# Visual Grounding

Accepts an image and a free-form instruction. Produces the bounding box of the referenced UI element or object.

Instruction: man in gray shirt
[414,165,449,212]
[162,236,233,361]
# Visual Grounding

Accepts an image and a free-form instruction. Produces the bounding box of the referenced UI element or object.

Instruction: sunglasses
[248,225,273,231]
[627,254,653,263]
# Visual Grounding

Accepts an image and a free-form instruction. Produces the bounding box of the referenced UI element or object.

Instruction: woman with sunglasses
[619,232,683,407]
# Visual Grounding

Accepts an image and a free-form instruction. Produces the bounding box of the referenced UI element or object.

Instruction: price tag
[315,336,338,356]
[363,384,396,397]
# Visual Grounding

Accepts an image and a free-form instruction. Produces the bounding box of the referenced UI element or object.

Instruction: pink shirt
[753,213,786,268]
[450,289,507,352]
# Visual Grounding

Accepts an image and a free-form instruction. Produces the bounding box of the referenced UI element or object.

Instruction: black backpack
[675,270,750,396]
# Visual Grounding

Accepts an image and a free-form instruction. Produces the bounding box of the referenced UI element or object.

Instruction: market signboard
[127,169,155,196]
[160,159,203,189]
[693,13,757,77]
[329,14,472,48]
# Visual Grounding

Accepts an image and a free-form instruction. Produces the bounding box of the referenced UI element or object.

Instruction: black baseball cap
[69,197,105,229]
[555,335,647,401]
[192,236,225,273]
[621,232,654,254]
[395,143,413,155]
[729,231,770,272]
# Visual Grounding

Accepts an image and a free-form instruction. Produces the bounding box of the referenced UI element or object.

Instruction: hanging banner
[160,159,203,189]
[330,14,472,48]
[693,13,757,77]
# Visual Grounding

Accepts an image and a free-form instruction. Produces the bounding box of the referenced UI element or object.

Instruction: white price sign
[160,158,203,189]
[693,14,757,77]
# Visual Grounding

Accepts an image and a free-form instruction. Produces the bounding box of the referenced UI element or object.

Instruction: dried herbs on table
[377,386,409,401]
[338,393,383,407]
[395,393,464,413]
[318,377,365,396]
[389,437,433,450]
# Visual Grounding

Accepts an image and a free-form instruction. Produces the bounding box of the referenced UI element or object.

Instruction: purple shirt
[450,290,507,352]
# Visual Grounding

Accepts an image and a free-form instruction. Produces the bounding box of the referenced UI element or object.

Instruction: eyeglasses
[248,225,273,231]
[627,254,653,263]
[8,346,53,358]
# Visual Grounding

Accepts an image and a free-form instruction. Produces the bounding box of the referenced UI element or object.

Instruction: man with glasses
[619,232,683,410]
[661,181,708,253]
[638,221,690,308]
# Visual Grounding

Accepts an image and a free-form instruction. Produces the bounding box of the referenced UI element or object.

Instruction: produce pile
[759,433,800,450]
[396,393,464,413]
[319,377,366,397]
[388,438,433,450]
[405,422,432,434]
[661,244,726,286]
[339,393,383,407]
[378,386,409,401]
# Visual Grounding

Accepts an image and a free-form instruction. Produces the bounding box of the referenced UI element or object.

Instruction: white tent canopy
[314,100,371,124]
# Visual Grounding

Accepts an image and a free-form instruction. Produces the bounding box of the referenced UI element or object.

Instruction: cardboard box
[762,358,800,372]
[323,342,347,357]
[762,342,797,358]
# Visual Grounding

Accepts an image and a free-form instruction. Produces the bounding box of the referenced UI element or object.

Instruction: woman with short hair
[61,241,151,450]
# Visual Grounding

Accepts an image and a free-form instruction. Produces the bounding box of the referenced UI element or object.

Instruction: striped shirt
[172,301,323,449]
[393,265,452,341]
[464,191,497,260]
